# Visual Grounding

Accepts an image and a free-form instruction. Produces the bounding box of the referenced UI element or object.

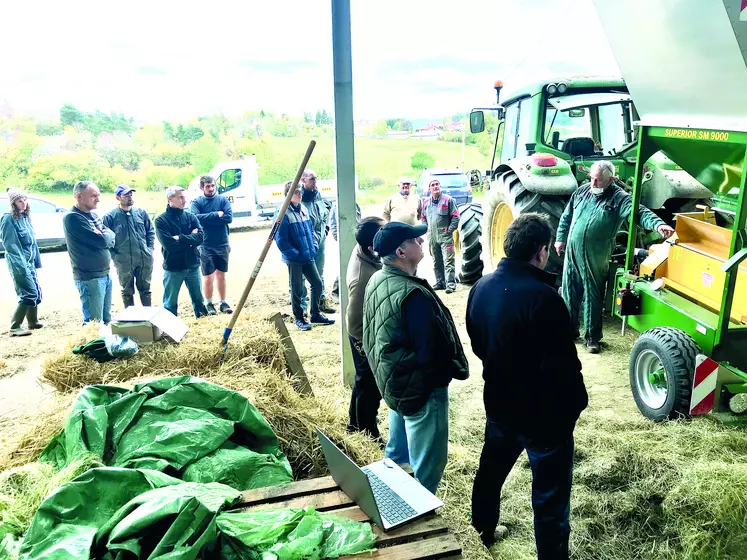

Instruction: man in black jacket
[466,213,588,559]
[103,185,155,308]
[155,186,208,318]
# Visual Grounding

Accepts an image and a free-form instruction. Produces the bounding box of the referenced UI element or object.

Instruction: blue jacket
[189,194,232,252]
[1,213,42,305]
[275,203,318,264]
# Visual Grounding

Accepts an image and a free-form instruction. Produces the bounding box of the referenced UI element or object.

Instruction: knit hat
[6,187,26,208]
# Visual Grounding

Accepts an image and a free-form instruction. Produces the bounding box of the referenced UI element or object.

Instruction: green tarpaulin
[39,377,293,491]
[19,468,375,559]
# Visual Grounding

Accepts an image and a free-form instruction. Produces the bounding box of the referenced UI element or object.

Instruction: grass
[34,137,489,214]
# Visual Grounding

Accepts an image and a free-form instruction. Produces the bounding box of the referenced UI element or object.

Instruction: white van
[188,157,356,228]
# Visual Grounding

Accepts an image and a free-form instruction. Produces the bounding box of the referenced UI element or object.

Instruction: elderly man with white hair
[555,161,674,353]
[154,186,208,318]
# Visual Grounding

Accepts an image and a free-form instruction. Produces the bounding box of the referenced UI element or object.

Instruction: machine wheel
[483,170,568,275]
[454,203,484,284]
[629,327,700,421]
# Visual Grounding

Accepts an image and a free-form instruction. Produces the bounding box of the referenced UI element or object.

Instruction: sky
[0,0,621,123]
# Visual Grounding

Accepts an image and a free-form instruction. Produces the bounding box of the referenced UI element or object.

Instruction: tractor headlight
[557,82,568,94]
[546,83,558,95]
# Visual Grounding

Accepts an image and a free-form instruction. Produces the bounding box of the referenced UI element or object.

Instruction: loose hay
[0,453,102,537]
[41,315,286,392]
[30,313,380,480]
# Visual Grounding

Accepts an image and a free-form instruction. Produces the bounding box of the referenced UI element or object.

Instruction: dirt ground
[0,213,646,558]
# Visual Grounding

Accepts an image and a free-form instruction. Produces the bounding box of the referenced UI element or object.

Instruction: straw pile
[33,313,380,478]
[0,454,102,538]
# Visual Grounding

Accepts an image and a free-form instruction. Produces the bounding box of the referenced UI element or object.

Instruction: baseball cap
[398,175,413,185]
[374,222,427,257]
[115,184,135,196]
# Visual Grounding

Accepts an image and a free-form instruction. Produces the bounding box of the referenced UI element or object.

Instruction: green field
[35,138,490,214]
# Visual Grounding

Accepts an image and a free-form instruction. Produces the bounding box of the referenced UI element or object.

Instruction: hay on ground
[0,453,102,537]
[41,314,286,393]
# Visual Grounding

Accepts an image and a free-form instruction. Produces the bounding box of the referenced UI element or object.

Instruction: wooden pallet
[235,475,462,559]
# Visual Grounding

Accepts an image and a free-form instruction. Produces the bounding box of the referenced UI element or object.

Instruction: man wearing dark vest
[363,222,469,494]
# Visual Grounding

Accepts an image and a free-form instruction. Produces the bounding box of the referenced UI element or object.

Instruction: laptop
[316,428,444,531]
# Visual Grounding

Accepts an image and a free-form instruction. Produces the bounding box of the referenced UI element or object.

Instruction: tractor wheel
[629,327,701,421]
[484,170,568,275]
[454,203,483,284]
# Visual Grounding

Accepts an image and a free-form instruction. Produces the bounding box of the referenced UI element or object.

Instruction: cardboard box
[111,306,188,345]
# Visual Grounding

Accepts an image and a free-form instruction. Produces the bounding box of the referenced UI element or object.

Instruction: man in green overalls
[555,161,674,353]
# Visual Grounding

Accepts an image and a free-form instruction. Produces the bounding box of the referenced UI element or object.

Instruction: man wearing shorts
[190,175,233,314]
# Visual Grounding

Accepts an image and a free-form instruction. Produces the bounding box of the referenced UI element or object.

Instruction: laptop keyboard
[362,467,418,525]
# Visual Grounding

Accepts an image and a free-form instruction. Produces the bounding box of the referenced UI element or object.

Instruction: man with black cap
[363,221,469,494]
[103,185,155,308]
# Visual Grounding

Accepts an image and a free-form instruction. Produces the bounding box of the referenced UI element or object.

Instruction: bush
[411,151,435,173]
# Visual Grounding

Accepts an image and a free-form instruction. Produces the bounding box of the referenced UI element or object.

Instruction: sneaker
[206,302,217,316]
[219,301,232,314]
[587,342,601,354]
[295,319,312,331]
[480,525,509,547]
[445,284,456,294]
[319,297,336,314]
[310,314,335,326]
[432,283,446,291]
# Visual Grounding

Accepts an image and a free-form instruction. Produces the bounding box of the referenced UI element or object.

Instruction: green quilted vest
[362,265,468,415]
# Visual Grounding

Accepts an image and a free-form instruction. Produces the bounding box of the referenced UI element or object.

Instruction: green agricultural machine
[468,0,747,421]
[465,80,712,278]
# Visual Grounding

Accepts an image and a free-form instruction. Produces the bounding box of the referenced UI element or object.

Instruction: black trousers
[347,335,382,438]
[472,418,574,560]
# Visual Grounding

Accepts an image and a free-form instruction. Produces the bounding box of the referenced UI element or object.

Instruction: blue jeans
[471,419,574,559]
[288,262,321,321]
[385,387,449,494]
[74,275,113,325]
[299,237,326,307]
[163,267,207,317]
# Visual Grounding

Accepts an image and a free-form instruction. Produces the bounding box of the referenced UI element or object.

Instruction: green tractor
[464,77,712,280]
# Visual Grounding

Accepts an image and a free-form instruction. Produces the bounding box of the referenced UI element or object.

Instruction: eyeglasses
[307,176,317,180]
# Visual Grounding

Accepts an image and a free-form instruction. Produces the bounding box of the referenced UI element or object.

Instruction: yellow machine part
[640,212,747,323]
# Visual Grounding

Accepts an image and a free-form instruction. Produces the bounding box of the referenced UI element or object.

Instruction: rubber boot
[122,294,135,308]
[26,305,45,329]
[10,305,31,336]
[140,293,152,307]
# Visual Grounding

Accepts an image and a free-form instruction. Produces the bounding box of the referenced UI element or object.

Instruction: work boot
[445,284,456,294]
[432,283,445,291]
[481,525,509,547]
[140,293,152,307]
[26,306,45,329]
[9,305,31,337]
[205,302,217,316]
[319,297,336,314]
[122,295,135,308]
[587,341,601,354]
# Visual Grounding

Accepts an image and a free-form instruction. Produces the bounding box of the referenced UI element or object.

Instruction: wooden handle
[223,140,316,339]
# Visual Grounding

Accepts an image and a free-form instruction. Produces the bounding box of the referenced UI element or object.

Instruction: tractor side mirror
[470,111,485,133]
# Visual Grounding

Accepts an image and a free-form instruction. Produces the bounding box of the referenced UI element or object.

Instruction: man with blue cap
[362,221,469,494]
[103,184,155,307]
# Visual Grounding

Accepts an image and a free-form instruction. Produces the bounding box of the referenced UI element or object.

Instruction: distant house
[387,130,409,140]
[445,121,464,133]
[411,129,441,141]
